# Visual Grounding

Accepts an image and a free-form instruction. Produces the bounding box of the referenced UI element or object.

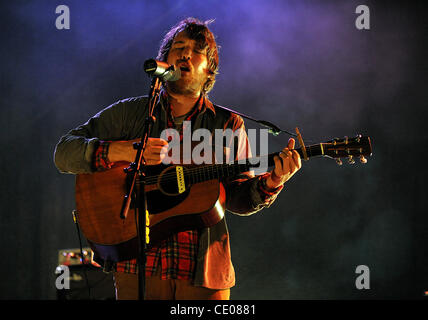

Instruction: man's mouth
[179,66,190,72]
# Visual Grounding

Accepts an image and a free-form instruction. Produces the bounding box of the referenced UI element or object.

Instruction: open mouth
[179,66,190,72]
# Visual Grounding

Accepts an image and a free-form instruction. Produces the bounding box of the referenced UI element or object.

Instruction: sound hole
[141,166,189,214]
[158,166,190,196]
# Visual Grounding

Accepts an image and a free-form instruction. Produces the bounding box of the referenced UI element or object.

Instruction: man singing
[54,17,301,300]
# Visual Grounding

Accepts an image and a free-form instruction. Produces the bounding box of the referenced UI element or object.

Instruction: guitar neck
[145,134,371,186]
[265,144,324,167]
[185,143,324,184]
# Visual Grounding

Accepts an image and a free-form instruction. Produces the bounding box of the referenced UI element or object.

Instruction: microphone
[144,59,181,81]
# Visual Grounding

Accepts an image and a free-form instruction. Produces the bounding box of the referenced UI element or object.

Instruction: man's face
[166,31,210,97]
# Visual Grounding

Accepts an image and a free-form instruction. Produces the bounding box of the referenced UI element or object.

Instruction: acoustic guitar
[74,135,372,263]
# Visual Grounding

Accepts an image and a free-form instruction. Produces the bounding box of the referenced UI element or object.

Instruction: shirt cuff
[257,172,284,205]
[92,140,113,171]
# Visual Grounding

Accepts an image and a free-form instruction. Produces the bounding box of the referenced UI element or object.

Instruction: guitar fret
[191,144,321,184]
[188,150,306,184]
[208,165,213,180]
[194,170,199,184]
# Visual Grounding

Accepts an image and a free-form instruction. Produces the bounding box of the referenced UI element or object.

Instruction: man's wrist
[107,140,128,163]
[263,174,283,192]
[265,171,283,190]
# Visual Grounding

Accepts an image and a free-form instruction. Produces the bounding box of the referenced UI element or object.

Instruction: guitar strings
[139,143,345,185]
[139,142,365,185]
[142,164,241,184]
[139,153,267,184]
[138,152,280,185]
[140,144,324,185]
[141,162,251,185]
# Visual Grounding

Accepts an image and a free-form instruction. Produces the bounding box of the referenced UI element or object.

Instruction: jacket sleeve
[53,99,131,174]
[223,116,283,216]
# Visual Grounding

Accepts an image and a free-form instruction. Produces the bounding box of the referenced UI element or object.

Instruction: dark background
[1,0,427,299]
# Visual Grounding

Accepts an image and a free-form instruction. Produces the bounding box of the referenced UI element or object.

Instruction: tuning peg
[335,158,343,166]
[355,134,362,142]
[348,155,355,164]
[359,155,367,164]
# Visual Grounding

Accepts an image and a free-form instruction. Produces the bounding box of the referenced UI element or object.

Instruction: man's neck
[167,90,201,117]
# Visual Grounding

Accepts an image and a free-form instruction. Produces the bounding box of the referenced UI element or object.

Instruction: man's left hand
[265,138,302,189]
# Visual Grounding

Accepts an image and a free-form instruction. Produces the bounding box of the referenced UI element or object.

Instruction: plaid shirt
[92,95,283,279]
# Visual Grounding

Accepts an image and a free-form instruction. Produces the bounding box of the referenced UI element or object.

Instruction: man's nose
[181,47,192,60]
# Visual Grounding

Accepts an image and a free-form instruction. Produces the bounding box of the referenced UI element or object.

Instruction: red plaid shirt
[91,95,282,279]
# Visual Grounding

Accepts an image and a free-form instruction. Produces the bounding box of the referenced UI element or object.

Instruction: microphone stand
[119,76,162,300]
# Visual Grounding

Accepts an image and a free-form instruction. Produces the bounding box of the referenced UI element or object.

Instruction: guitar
[74,135,372,263]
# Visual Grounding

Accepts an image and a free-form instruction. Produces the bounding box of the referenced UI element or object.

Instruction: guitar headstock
[322,135,372,165]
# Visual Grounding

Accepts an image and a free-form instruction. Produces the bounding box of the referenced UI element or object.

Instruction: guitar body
[75,162,226,263]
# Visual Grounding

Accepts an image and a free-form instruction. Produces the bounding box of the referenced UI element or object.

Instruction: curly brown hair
[156,17,219,95]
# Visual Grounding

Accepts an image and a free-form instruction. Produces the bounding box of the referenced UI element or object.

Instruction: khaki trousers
[114,271,230,300]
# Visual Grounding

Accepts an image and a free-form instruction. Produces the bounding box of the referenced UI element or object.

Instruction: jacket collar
[160,88,216,116]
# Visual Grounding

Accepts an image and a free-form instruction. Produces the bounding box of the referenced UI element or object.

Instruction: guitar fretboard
[184,143,324,183]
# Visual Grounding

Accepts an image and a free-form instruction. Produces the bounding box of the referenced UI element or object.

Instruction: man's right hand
[107,137,169,165]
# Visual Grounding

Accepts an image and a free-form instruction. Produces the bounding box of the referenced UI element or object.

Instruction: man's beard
[166,77,205,96]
